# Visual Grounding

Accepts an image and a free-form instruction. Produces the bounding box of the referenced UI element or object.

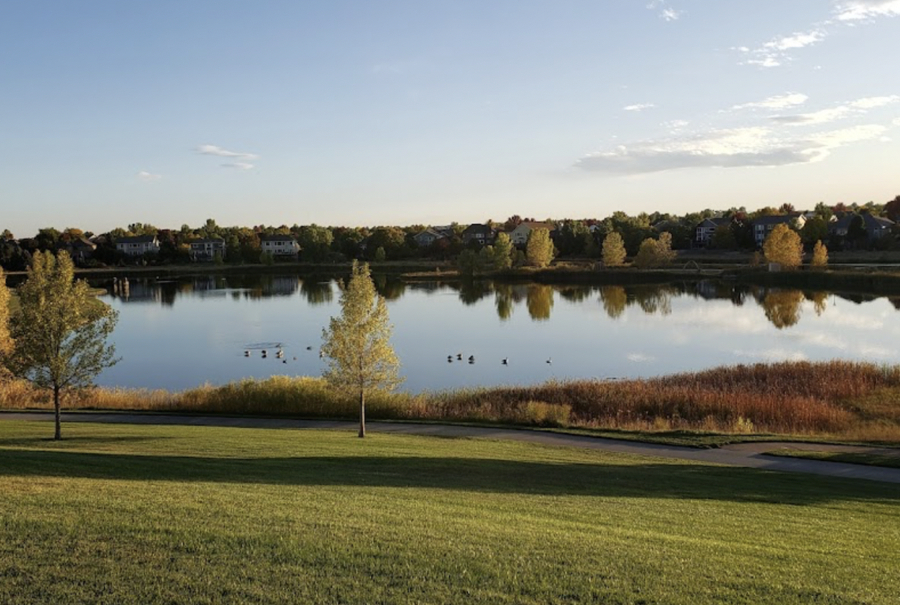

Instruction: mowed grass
[769,448,900,470]
[1,422,899,604]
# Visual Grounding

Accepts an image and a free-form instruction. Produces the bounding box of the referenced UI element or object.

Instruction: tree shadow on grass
[1,449,897,505]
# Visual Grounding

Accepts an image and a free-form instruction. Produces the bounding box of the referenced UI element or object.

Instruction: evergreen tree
[321,261,402,438]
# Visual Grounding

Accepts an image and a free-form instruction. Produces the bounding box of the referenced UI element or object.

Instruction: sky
[1,0,899,237]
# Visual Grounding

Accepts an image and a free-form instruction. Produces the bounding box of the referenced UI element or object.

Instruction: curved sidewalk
[4,411,900,485]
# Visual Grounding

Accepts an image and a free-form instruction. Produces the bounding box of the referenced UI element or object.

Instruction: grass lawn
[768,448,900,470]
[1,421,898,604]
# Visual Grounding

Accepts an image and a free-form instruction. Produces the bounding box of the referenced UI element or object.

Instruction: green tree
[710,225,738,250]
[9,251,118,440]
[763,224,803,268]
[492,232,513,270]
[811,240,828,269]
[526,228,555,268]
[601,232,626,267]
[374,246,386,262]
[801,217,828,246]
[633,232,676,269]
[321,261,402,438]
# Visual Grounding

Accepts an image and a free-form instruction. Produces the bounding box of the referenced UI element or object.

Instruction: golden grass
[2,361,899,443]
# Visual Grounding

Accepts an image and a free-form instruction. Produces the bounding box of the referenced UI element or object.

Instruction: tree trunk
[358,389,366,438]
[53,385,61,441]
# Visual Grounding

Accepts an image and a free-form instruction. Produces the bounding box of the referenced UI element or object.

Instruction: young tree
[321,261,402,438]
[601,232,626,267]
[811,240,828,269]
[763,224,803,268]
[492,232,513,270]
[10,251,118,439]
[526,228,555,268]
[0,268,12,378]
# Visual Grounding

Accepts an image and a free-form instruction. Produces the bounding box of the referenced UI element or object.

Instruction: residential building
[461,223,495,246]
[259,235,300,258]
[115,235,160,256]
[189,238,226,261]
[829,213,895,244]
[752,215,806,247]
[694,218,731,248]
[413,228,446,248]
[508,221,555,246]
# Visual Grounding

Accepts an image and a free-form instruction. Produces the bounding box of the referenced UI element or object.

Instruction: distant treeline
[2,196,899,271]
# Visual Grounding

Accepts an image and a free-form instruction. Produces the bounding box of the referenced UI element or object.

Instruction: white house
[260,235,300,258]
[508,221,554,246]
[115,235,160,256]
[189,238,226,261]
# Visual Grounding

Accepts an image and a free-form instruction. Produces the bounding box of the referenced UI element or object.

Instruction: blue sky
[2,0,899,236]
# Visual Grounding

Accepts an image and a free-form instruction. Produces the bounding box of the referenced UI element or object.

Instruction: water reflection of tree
[761,289,805,329]
[599,286,627,319]
[300,279,333,305]
[806,291,828,316]
[494,283,514,321]
[372,275,406,300]
[557,286,593,303]
[631,285,673,316]
[526,285,554,321]
[458,280,492,305]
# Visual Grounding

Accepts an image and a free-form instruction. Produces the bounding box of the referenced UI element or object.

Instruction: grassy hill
[1,421,897,604]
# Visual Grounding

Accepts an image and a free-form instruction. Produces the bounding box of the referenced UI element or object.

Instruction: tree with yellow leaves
[321,261,402,438]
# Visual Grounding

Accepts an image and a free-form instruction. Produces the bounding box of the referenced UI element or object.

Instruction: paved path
[4,411,900,485]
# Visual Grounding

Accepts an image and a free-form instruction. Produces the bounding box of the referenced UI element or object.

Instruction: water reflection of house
[114,279,162,304]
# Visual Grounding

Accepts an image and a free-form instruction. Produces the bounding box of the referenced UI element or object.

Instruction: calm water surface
[95,274,900,392]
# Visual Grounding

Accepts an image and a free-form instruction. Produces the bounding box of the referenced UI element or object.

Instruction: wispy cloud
[646,1,682,21]
[137,170,161,181]
[220,162,255,170]
[739,1,900,67]
[834,0,900,21]
[731,93,809,111]
[197,144,259,160]
[741,29,826,67]
[574,122,886,175]
[771,95,899,125]
[627,353,656,362]
[623,103,656,112]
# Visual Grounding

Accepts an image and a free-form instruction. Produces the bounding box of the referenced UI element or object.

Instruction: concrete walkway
[4,411,900,485]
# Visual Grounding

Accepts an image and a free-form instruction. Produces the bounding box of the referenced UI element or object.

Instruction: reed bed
[2,361,899,442]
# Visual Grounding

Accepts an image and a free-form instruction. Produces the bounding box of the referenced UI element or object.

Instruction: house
[461,224,495,246]
[189,238,226,261]
[752,215,805,247]
[115,235,160,256]
[66,237,97,263]
[259,234,300,258]
[413,228,446,248]
[694,218,731,248]
[829,213,895,244]
[508,221,555,246]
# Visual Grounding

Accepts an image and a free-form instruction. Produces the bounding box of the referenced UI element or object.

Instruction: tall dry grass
[2,361,899,442]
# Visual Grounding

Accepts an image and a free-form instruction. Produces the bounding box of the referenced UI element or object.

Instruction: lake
[94,273,900,393]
